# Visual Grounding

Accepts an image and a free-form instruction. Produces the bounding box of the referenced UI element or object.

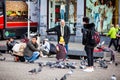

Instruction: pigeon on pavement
[60,69,74,80]
[28,66,42,74]
[0,57,6,61]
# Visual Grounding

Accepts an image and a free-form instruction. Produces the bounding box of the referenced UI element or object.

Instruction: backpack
[82,28,89,45]
[49,43,57,54]
[90,30,100,47]
[82,28,100,47]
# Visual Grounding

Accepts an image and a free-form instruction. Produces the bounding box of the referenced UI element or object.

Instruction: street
[0,40,120,80]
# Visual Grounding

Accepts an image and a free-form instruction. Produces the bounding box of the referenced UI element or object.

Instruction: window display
[86,0,118,33]
[48,0,77,34]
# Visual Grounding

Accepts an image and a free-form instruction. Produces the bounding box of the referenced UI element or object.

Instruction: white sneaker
[42,55,48,58]
[83,68,94,72]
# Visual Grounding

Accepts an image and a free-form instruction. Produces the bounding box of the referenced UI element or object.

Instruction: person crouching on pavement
[56,36,67,61]
[40,38,50,57]
[6,37,18,54]
[23,36,40,63]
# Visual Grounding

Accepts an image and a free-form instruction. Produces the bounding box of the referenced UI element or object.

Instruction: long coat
[47,25,70,44]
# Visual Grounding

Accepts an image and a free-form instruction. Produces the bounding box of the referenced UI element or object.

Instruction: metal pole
[37,0,41,46]
[28,0,30,39]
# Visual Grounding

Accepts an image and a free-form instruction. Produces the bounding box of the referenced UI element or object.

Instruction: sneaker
[42,55,48,58]
[83,68,94,72]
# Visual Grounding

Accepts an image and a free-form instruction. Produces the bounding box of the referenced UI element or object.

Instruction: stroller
[80,41,116,69]
[96,41,116,62]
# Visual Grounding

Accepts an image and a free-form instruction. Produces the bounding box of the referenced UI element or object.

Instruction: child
[56,36,67,61]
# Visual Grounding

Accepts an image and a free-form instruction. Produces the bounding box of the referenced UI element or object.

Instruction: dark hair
[83,17,89,23]
[32,36,37,40]
[8,37,14,41]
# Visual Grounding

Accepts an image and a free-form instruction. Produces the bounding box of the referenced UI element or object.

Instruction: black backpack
[82,28,89,45]
[49,43,57,54]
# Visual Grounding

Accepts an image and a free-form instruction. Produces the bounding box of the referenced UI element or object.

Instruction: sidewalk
[0,51,120,80]
[0,40,120,80]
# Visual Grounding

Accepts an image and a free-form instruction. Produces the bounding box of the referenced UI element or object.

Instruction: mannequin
[60,2,65,19]
[69,1,74,23]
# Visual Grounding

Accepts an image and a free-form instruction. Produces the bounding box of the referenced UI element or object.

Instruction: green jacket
[107,27,116,39]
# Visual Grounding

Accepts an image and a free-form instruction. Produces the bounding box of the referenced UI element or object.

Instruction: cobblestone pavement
[0,52,120,80]
[0,40,120,80]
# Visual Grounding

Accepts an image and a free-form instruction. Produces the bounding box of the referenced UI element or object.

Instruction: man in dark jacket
[46,20,70,56]
[82,17,95,72]
[24,36,40,63]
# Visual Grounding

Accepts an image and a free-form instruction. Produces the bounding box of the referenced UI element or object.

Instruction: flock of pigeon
[0,53,119,80]
[28,61,75,80]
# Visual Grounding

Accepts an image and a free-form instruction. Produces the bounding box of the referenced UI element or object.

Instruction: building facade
[39,0,120,42]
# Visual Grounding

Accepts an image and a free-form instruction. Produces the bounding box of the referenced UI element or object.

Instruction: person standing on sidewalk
[46,19,70,59]
[81,17,95,72]
[107,24,117,51]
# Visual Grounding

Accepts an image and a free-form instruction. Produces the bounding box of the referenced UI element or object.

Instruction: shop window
[86,0,118,34]
[48,0,77,34]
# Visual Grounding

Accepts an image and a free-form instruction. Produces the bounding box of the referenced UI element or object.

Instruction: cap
[59,36,65,44]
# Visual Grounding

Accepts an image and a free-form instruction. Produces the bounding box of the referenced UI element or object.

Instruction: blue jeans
[65,44,69,58]
[65,44,68,52]
[60,9,65,19]
[24,51,39,62]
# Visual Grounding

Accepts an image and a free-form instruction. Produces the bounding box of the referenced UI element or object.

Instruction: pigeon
[67,69,73,75]
[38,62,44,67]
[0,57,6,61]
[29,68,36,74]
[99,60,108,69]
[60,74,67,80]
[60,70,74,80]
[54,78,58,80]
[28,67,42,74]
[111,75,117,80]
[66,62,77,69]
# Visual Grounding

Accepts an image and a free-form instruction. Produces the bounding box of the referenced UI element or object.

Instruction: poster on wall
[6,1,28,22]
[86,0,118,33]
[6,0,39,28]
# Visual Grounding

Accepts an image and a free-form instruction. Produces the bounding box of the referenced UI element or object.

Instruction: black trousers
[84,46,94,67]
[108,38,117,50]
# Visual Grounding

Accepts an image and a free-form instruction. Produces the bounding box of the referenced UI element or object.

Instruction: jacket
[24,41,39,57]
[82,23,95,48]
[47,25,70,44]
[107,27,116,39]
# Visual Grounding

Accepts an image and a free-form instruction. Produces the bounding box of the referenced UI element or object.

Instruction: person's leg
[116,38,119,49]
[61,10,64,19]
[108,39,113,48]
[24,55,32,62]
[65,44,69,59]
[29,52,40,62]
[85,46,91,67]
[90,48,94,66]
[84,46,94,72]
[19,56,25,62]
[65,44,68,52]
[113,39,117,51]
